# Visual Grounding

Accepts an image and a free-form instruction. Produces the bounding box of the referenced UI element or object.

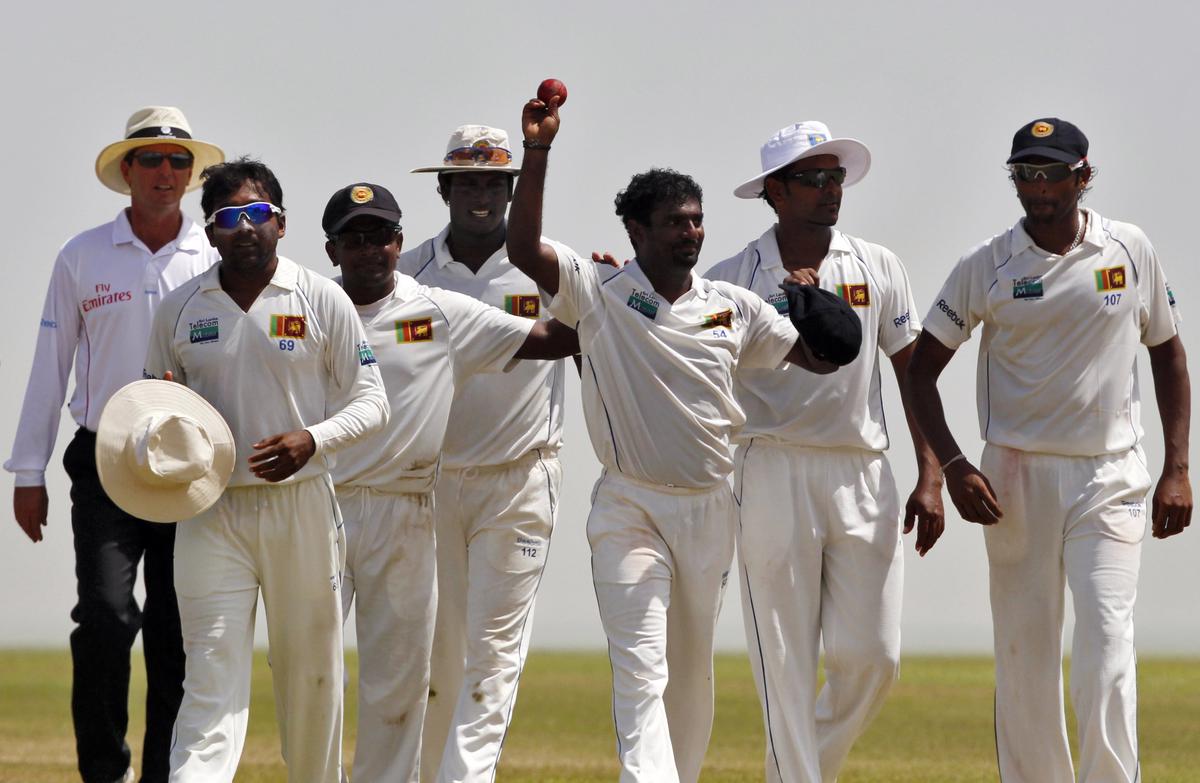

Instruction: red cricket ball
[537,78,568,106]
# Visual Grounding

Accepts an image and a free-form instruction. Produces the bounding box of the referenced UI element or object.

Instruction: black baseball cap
[1006,118,1089,165]
[780,282,862,366]
[322,182,402,237]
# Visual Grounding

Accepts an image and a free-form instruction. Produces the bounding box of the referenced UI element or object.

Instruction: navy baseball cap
[322,183,402,237]
[1006,118,1089,165]
[780,282,862,366]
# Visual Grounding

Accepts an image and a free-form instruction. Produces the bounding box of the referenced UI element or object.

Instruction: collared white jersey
[923,208,1180,457]
[145,256,388,487]
[707,227,920,451]
[5,210,218,486]
[550,251,798,489]
[331,272,535,493]
[396,226,565,468]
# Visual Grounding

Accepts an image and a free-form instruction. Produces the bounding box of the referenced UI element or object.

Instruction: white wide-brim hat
[94,106,226,195]
[411,124,522,175]
[96,380,235,523]
[734,121,871,199]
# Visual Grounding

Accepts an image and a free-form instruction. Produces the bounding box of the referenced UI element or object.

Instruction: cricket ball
[537,78,568,106]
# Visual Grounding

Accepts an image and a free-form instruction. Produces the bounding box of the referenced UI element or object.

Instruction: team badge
[1032,121,1054,137]
[505,294,541,318]
[396,318,433,343]
[768,292,789,315]
[189,316,219,344]
[836,283,871,307]
[1095,266,1127,292]
[350,185,373,204]
[626,289,660,319]
[357,340,377,366]
[1012,276,1045,300]
[807,133,828,145]
[702,309,733,329]
[1168,284,1177,306]
[270,314,307,339]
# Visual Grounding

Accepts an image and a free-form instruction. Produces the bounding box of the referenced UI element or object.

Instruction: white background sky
[1,1,1197,654]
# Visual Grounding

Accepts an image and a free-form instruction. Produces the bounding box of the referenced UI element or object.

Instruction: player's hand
[163,371,175,382]
[13,485,49,542]
[1151,470,1192,539]
[943,459,1002,525]
[248,430,316,483]
[903,474,945,555]
[782,268,820,287]
[591,251,626,268]
[522,97,561,147]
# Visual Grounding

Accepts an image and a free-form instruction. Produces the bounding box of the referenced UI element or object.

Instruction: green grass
[1,651,1197,781]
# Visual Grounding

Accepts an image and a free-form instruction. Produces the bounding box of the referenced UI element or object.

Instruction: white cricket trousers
[735,441,902,783]
[337,486,436,783]
[981,444,1149,783]
[588,470,736,783]
[421,450,560,783]
[169,476,346,783]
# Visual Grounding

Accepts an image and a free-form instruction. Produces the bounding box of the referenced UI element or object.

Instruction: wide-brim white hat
[96,380,235,523]
[94,106,225,195]
[734,121,871,199]
[411,124,522,175]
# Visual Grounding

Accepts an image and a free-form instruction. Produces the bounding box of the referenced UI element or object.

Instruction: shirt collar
[1007,208,1102,261]
[200,255,296,292]
[432,224,508,271]
[111,209,205,255]
[757,226,852,270]
[629,257,708,302]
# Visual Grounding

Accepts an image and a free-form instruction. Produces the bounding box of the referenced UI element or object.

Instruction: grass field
[2,651,1197,782]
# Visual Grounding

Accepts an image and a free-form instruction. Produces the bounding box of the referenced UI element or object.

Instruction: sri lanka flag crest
[1095,266,1127,291]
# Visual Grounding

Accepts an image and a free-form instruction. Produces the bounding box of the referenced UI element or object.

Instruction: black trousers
[63,428,185,783]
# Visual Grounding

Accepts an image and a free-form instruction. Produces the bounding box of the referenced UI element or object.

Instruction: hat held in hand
[781,282,863,366]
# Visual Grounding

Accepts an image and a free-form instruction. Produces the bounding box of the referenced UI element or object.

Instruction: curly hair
[200,156,285,218]
[614,168,703,228]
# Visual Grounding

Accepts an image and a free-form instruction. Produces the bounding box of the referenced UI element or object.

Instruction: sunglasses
[129,151,194,170]
[1008,160,1086,183]
[333,226,401,249]
[205,201,284,230]
[443,145,513,166]
[783,167,847,188]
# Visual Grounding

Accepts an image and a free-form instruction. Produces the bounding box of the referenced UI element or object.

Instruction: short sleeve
[922,249,988,350]
[547,246,600,326]
[734,288,800,370]
[435,289,536,380]
[876,250,921,356]
[144,292,187,384]
[1134,232,1180,347]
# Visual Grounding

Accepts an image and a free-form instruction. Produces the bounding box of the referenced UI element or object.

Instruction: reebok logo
[936,299,965,330]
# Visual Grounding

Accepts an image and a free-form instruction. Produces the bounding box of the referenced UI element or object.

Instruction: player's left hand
[248,430,316,482]
[591,251,626,268]
[1151,471,1192,539]
[903,474,945,555]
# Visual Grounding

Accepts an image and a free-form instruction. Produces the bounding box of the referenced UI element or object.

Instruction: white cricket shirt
[397,226,565,468]
[550,251,799,489]
[145,256,388,487]
[331,272,535,494]
[5,210,218,486]
[923,208,1180,457]
[707,227,920,451]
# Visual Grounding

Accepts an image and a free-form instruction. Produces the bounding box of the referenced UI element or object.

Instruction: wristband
[522,140,552,150]
[940,453,967,473]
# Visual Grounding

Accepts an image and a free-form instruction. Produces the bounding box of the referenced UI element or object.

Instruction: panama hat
[411,125,522,175]
[94,106,225,195]
[734,121,871,199]
[96,380,235,523]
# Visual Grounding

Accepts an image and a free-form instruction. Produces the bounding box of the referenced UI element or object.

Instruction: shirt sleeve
[734,287,801,370]
[437,290,536,381]
[4,249,82,486]
[921,248,989,350]
[1133,231,1179,347]
[876,250,922,357]
[547,245,601,327]
[305,285,389,456]
[143,291,187,384]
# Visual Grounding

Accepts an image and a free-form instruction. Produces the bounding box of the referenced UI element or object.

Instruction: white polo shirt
[145,256,388,487]
[331,272,535,494]
[923,208,1180,457]
[707,227,920,451]
[5,210,218,486]
[550,250,798,489]
[397,226,565,469]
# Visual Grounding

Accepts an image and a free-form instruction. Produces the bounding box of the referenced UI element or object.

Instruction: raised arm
[904,330,1001,525]
[1147,335,1192,538]
[507,97,564,296]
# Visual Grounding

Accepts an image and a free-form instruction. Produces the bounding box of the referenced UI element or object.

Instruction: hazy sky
[2,1,1197,654]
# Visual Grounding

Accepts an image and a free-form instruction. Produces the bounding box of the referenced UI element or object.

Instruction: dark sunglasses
[783,167,847,188]
[1008,160,1086,183]
[333,226,401,249]
[205,201,284,230]
[129,151,194,170]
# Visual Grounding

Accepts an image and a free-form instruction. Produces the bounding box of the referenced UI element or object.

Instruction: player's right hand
[522,96,561,147]
[13,485,49,542]
[783,268,820,287]
[943,460,1002,525]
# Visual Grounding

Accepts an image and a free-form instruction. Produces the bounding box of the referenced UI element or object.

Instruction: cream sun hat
[94,106,225,195]
[411,125,522,175]
[734,121,871,199]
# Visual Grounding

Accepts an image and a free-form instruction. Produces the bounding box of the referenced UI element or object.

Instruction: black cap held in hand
[780,282,862,366]
[1006,118,1089,165]
[322,183,402,237]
